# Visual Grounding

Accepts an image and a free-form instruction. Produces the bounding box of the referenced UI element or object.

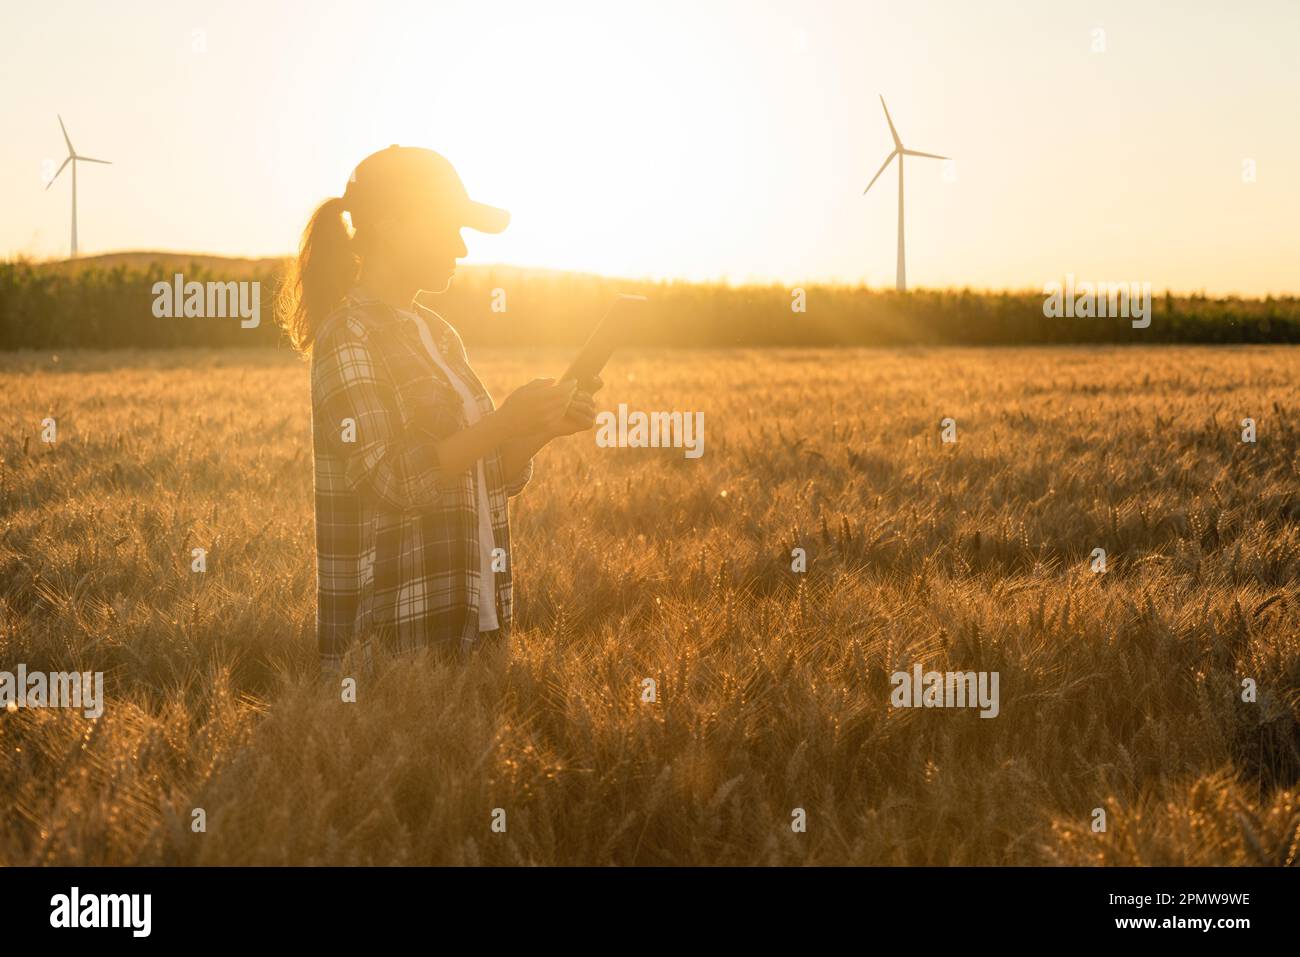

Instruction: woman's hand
[494,378,577,438]
[547,375,604,437]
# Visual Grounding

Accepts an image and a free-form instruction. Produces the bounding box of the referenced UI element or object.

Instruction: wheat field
[1,345,1297,865]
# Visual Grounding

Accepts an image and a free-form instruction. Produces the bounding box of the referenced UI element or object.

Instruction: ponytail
[278,197,357,353]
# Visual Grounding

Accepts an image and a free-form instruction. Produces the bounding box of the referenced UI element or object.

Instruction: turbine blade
[862,150,897,195]
[76,156,112,164]
[45,156,72,189]
[901,149,948,160]
[879,95,901,149]
[57,114,74,154]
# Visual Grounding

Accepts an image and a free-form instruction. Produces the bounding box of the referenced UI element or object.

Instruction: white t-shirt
[397,307,499,633]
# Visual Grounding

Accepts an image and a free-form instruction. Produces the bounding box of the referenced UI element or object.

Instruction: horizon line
[6,249,1299,301]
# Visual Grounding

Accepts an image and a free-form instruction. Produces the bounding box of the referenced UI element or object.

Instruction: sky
[3,0,1298,295]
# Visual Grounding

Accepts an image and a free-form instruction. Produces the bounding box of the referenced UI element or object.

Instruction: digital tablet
[560,294,646,388]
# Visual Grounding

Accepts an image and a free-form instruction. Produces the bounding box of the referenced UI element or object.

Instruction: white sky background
[2,0,1298,294]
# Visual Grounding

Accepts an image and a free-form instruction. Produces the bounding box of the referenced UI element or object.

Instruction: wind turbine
[45,115,111,258]
[862,96,948,293]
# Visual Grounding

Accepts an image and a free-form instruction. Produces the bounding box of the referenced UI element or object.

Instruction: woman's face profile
[374,200,469,293]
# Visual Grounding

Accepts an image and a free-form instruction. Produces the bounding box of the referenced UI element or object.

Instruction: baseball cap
[341,145,510,234]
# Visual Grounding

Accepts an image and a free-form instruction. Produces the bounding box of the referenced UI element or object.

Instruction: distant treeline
[2,257,1297,350]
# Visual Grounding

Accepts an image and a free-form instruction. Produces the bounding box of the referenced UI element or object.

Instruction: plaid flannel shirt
[311,287,532,668]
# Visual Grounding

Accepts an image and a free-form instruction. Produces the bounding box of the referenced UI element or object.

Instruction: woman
[280,145,598,674]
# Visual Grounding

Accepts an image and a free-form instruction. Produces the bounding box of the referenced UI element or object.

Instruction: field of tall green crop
[2,254,1297,350]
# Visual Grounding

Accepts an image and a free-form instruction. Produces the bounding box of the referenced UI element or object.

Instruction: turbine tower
[862,96,948,293]
[45,115,111,258]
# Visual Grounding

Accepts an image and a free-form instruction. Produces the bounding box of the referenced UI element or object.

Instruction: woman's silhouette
[280,145,597,675]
